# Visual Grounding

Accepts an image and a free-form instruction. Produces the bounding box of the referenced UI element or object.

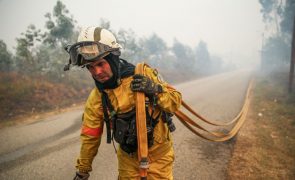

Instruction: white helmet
[64,26,121,70]
[78,26,122,49]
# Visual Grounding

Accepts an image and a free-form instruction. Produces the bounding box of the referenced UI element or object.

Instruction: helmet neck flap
[94,54,135,91]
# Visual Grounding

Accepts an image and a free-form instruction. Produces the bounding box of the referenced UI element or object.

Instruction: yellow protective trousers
[118,139,174,180]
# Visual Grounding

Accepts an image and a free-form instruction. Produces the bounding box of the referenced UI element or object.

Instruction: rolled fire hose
[134,62,252,178]
[135,62,149,180]
[174,79,252,142]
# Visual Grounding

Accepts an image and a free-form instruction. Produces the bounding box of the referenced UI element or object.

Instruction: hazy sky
[0,0,264,65]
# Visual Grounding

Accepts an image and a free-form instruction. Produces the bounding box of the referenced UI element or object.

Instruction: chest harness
[101,89,164,154]
[96,59,175,154]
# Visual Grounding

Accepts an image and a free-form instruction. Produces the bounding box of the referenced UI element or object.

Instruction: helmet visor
[65,41,120,66]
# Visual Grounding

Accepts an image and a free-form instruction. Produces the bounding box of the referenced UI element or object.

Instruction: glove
[131,74,163,95]
[73,171,90,180]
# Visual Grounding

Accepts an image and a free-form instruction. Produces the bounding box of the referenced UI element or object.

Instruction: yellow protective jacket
[76,66,182,179]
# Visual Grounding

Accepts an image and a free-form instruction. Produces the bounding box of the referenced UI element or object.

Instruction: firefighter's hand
[131,74,163,95]
[73,171,90,180]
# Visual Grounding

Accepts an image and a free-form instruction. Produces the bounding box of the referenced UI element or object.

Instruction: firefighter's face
[86,59,113,83]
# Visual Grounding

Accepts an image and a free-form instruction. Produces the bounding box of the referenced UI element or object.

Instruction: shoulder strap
[101,91,112,143]
[101,90,117,144]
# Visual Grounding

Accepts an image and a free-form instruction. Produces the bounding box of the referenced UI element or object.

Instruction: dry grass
[227,70,295,180]
[0,72,93,122]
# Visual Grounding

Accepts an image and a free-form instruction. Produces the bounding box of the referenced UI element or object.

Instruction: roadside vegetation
[228,69,295,179]
[0,0,293,124]
[228,1,295,177]
[0,1,232,123]
[0,71,93,122]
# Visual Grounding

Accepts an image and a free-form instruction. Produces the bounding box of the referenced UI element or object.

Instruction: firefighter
[64,26,182,180]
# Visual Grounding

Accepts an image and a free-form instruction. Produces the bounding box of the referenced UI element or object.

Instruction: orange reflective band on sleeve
[81,125,103,137]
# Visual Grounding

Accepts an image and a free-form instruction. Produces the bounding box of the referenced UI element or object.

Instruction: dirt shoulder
[227,71,295,179]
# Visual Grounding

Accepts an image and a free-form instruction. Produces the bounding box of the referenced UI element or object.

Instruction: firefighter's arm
[76,88,104,173]
[131,66,182,113]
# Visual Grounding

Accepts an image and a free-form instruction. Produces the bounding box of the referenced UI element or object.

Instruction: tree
[171,39,195,71]
[259,0,294,35]
[264,35,291,64]
[38,0,79,80]
[0,40,13,71]
[117,28,142,64]
[195,40,211,73]
[259,0,295,69]
[141,34,167,55]
[259,0,281,33]
[98,18,111,30]
[280,0,295,35]
[43,0,76,47]
[15,24,42,73]
[139,33,167,67]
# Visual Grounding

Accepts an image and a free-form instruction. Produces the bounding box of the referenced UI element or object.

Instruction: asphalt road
[0,69,252,180]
